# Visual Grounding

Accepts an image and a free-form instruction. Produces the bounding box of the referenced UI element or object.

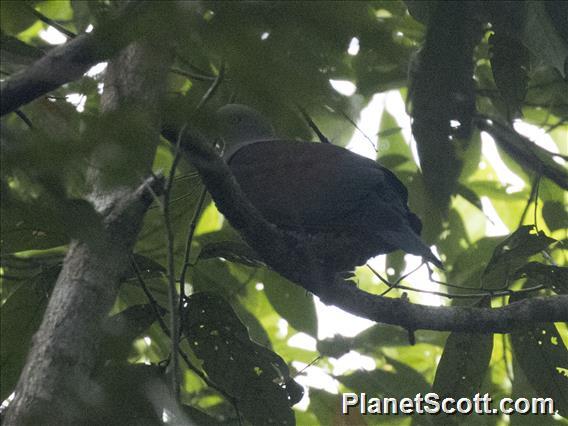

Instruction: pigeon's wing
[230,140,442,268]
[229,141,412,232]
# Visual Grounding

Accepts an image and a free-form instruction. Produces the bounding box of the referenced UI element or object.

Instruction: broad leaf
[513,262,568,295]
[99,304,164,363]
[261,270,318,338]
[183,292,298,425]
[483,225,557,289]
[510,294,568,417]
[432,302,494,400]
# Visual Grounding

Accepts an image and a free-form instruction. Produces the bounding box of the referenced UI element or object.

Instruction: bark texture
[5,38,172,425]
[0,2,160,117]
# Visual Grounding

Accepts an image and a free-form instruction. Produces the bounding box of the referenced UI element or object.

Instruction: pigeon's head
[216,104,276,156]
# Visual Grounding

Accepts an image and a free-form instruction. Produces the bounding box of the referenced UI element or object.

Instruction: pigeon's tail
[380,227,444,270]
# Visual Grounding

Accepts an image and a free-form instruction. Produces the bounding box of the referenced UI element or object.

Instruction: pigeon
[216,104,443,272]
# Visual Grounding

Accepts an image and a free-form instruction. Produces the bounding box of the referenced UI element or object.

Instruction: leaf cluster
[1,1,567,424]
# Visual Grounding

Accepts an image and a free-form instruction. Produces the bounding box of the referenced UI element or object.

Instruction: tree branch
[0,1,162,116]
[169,127,568,334]
[475,115,568,191]
[4,176,164,425]
[5,37,172,425]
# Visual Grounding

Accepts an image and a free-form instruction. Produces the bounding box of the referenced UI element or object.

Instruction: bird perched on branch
[216,104,443,273]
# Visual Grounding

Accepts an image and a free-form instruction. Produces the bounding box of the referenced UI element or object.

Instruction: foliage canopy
[1,1,567,425]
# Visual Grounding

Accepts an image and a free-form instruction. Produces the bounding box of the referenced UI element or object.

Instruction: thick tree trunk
[4,39,172,425]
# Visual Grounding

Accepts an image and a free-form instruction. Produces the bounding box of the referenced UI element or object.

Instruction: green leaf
[408,3,480,211]
[429,301,493,425]
[182,404,225,426]
[232,303,272,349]
[376,154,409,170]
[510,294,568,417]
[404,1,432,24]
[486,226,556,268]
[477,118,568,191]
[337,357,430,400]
[0,1,38,34]
[357,323,445,349]
[135,178,208,266]
[437,208,473,266]
[88,364,171,423]
[99,304,163,363]
[457,183,483,212]
[483,225,557,289]
[467,181,527,201]
[489,32,529,119]
[432,302,494,400]
[377,110,415,172]
[36,0,73,21]
[183,292,297,425]
[458,130,482,181]
[542,201,568,232]
[513,262,568,295]
[510,357,561,426]
[129,253,166,277]
[318,323,444,359]
[190,258,245,295]
[70,0,93,33]
[0,194,68,254]
[261,270,318,338]
[405,172,444,242]
[0,33,43,74]
[385,250,406,283]
[199,240,263,268]
[309,389,342,426]
[521,2,568,78]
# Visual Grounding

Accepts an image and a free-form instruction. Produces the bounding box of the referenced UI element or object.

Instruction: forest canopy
[1,1,567,425]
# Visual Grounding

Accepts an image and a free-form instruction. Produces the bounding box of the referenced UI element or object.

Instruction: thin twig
[338,108,376,152]
[545,119,568,136]
[170,66,216,82]
[518,175,540,228]
[292,356,322,379]
[130,256,240,417]
[173,172,200,181]
[130,256,170,334]
[407,280,543,299]
[374,262,423,297]
[533,175,541,232]
[178,187,208,313]
[148,189,201,210]
[15,110,33,128]
[377,126,402,138]
[195,61,225,111]
[368,264,545,299]
[175,56,217,81]
[28,6,77,39]
[296,104,331,144]
[162,126,185,401]
[426,269,493,292]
